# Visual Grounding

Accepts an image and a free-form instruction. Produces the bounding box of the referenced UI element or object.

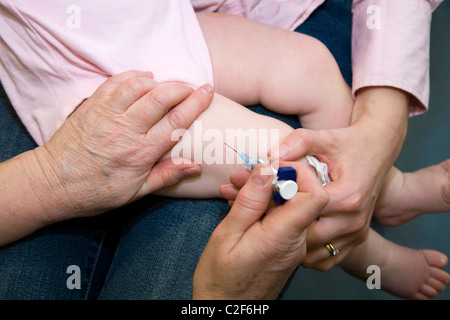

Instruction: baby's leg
[196,12,353,130]
[156,92,295,198]
[164,13,354,197]
[374,160,450,226]
[339,228,449,299]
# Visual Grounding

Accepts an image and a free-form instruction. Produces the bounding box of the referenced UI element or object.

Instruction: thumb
[221,165,274,236]
[269,128,332,161]
[144,158,201,195]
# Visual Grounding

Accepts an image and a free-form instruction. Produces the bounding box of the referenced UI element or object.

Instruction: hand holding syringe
[224,143,298,203]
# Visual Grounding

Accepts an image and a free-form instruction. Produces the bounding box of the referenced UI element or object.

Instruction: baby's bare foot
[341,230,449,299]
[380,246,449,299]
[374,159,450,226]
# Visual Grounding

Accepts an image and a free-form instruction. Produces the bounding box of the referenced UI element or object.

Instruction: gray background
[284,2,450,300]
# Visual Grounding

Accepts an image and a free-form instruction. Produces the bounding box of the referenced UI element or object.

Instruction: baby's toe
[422,249,448,268]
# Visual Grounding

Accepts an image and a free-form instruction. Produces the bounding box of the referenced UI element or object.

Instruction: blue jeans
[0,0,352,300]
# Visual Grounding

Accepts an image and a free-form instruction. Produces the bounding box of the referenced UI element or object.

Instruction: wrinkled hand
[33,71,214,221]
[194,163,328,299]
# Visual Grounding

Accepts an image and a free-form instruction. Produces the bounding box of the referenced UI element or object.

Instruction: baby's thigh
[197,12,352,130]
[157,92,293,198]
[197,12,312,106]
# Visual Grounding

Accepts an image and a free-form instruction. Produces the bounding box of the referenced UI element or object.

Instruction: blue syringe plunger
[223,143,298,203]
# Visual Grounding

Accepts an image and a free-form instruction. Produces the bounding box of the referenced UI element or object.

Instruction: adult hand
[193,163,328,299]
[268,87,409,271]
[33,71,214,222]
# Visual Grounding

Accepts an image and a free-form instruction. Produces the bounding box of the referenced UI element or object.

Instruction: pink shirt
[0,0,442,145]
[0,0,213,145]
[192,0,443,116]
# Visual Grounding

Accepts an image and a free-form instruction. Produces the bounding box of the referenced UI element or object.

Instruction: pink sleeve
[351,0,443,116]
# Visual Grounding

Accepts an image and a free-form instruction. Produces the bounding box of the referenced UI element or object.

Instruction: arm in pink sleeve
[352,0,443,116]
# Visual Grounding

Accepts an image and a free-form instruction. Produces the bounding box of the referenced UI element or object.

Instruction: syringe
[224,143,298,203]
[224,143,266,171]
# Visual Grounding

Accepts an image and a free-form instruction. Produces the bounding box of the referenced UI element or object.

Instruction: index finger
[146,84,214,156]
[125,83,196,133]
[93,70,154,98]
[269,128,332,161]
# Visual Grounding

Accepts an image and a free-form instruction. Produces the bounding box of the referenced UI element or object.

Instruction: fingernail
[182,167,201,178]
[250,167,272,187]
[200,84,213,94]
[270,143,289,160]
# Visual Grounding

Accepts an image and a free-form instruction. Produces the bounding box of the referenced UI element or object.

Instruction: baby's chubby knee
[297,34,335,67]
[286,33,353,128]
[294,34,345,91]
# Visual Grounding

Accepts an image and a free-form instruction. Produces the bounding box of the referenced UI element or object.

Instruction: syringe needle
[224,143,238,153]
